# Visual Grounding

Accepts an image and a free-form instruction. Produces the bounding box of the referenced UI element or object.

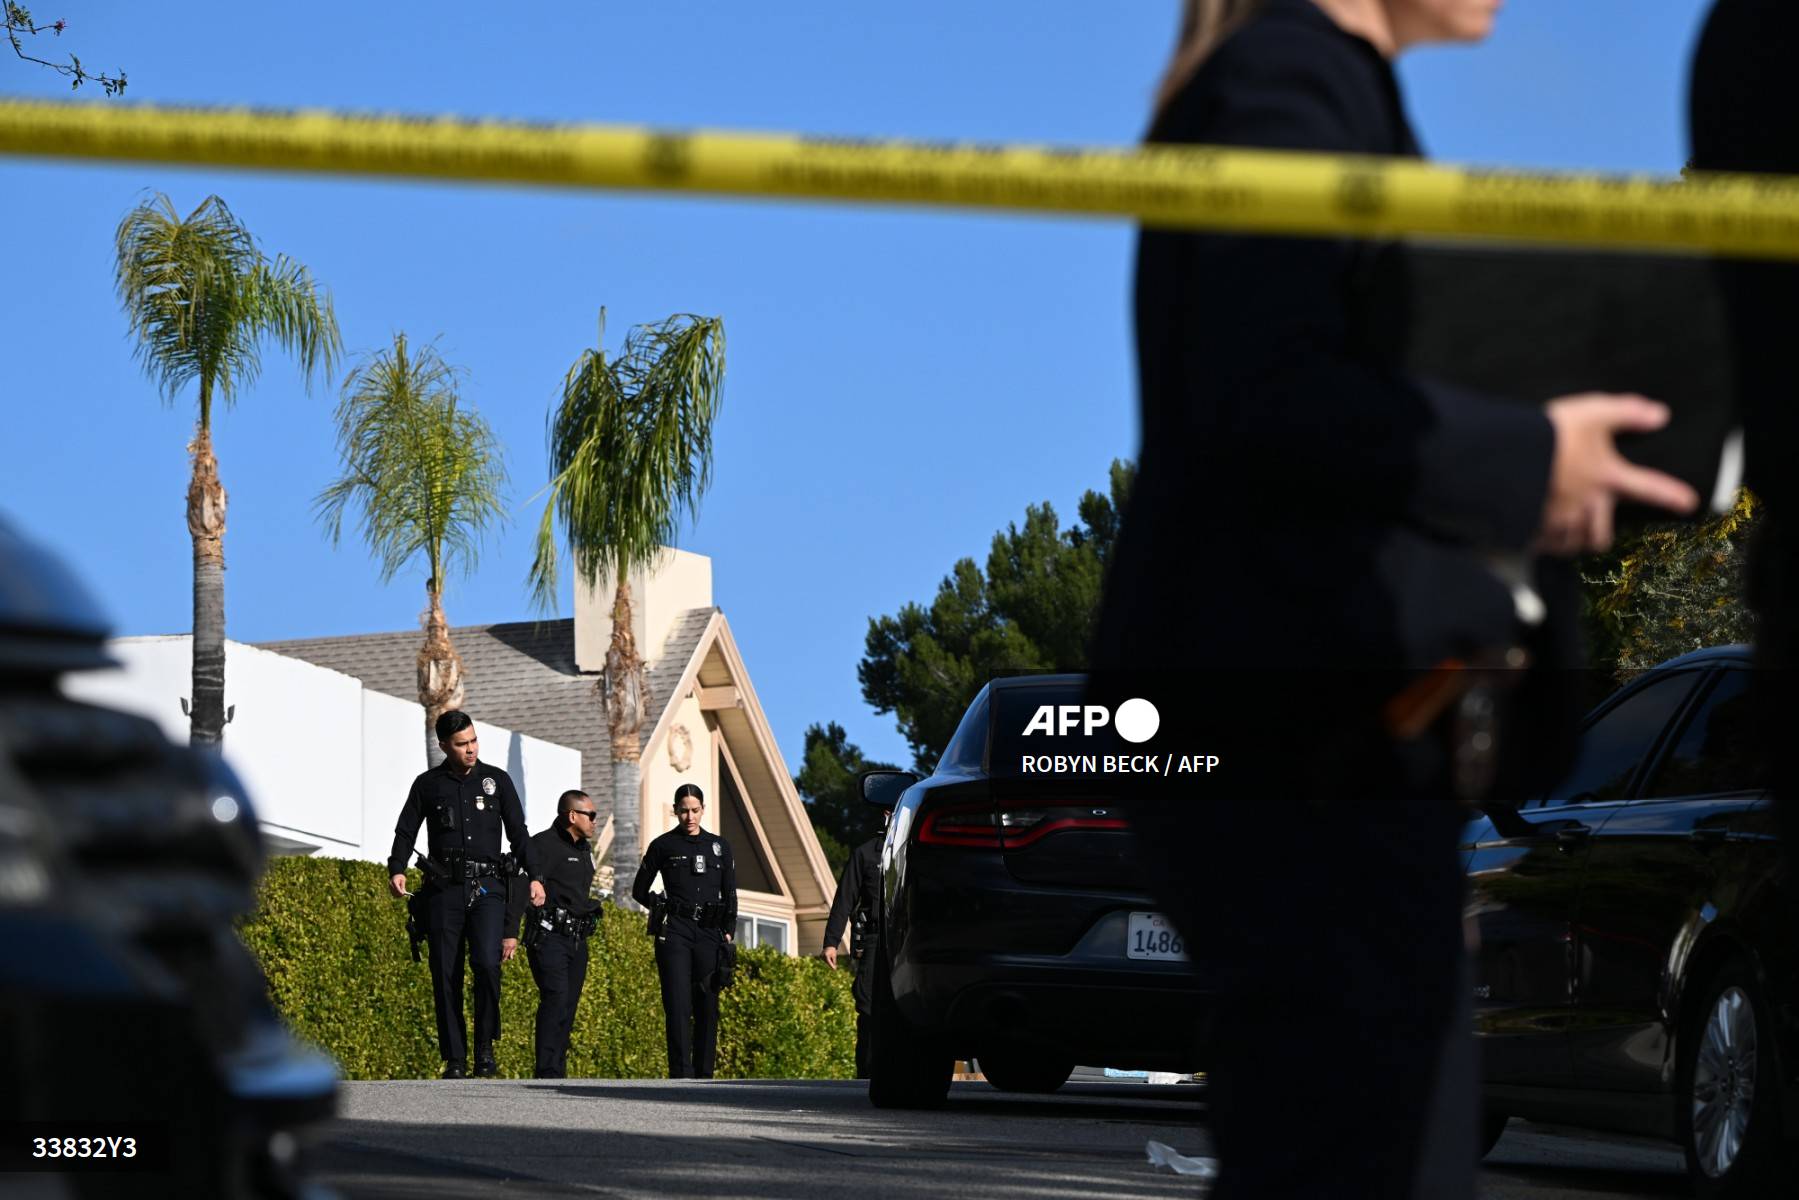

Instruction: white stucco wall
[63,636,581,864]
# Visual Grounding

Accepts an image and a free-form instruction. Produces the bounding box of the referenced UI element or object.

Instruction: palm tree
[316,333,508,765]
[530,310,726,901]
[115,193,340,746]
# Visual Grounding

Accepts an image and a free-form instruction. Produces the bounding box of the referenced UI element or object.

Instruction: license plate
[1126,911,1188,962]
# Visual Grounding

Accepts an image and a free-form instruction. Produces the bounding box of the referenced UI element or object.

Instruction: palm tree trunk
[417,579,465,768]
[605,577,648,909]
[187,423,228,746]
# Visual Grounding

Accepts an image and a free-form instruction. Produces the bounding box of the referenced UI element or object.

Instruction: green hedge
[238,856,856,1080]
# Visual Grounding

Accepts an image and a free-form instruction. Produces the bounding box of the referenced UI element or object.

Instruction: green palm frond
[317,333,508,592]
[115,192,340,426]
[530,311,725,613]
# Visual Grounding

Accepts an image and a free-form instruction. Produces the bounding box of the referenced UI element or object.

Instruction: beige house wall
[574,548,713,675]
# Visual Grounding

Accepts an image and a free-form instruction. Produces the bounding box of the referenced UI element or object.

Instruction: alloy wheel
[1691,986,1758,1179]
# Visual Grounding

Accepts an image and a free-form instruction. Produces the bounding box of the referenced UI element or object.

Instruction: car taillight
[916,800,1127,849]
[917,802,1003,847]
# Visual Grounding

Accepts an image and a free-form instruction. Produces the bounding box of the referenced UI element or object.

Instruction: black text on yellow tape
[5,97,1799,259]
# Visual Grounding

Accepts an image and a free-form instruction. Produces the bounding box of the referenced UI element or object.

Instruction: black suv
[861,673,1210,1108]
[0,516,337,1195]
[1468,645,1797,1196]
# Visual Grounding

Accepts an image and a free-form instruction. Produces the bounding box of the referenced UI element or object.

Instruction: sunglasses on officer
[570,808,599,820]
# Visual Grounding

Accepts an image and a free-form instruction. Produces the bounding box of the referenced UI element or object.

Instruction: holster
[522,905,553,950]
[416,852,452,889]
[711,940,738,992]
[850,910,868,959]
[1380,647,1533,807]
[405,890,428,964]
[646,897,668,940]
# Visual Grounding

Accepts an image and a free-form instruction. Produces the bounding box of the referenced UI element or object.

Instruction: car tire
[867,946,953,1110]
[976,1051,1074,1094]
[1477,1112,1508,1160]
[1677,955,1796,1199]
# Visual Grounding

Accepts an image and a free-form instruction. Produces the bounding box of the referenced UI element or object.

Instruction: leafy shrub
[239,856,855,1080]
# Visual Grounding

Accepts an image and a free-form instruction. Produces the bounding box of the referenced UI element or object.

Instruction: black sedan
[1468,644,1797,1197]
[859,673,1210,1109]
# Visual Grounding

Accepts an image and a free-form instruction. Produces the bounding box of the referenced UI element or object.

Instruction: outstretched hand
[1539,394,1699,555]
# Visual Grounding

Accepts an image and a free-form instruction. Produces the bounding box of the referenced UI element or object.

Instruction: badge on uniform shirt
[712,841,722,857]
[481,777,497,796]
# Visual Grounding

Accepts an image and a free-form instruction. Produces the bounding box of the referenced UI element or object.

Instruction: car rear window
[986,679,1127,776]
[937,686,991,776]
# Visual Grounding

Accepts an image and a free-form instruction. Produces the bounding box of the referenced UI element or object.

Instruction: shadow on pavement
[530,1078,1203,1123]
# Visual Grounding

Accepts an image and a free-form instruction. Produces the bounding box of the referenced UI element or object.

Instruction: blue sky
[2,1,1714,774]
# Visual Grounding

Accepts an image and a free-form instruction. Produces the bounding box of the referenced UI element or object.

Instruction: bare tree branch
[5,4,127,95]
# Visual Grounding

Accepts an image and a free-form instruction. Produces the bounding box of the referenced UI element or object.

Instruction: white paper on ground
[1145,1139,1219,1180]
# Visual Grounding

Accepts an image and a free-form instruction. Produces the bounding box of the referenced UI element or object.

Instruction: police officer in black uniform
[823,802,891,1078]
[387,710,542,1079]
[632,783,737,1079]
[505,789,602,1079]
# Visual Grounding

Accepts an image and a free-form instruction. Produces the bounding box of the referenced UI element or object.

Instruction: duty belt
[458,859,504,882]
[669,900,727,929]
[551,908,598,939]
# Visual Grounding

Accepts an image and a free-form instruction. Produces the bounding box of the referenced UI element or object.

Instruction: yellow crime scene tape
[5,96,1799,260]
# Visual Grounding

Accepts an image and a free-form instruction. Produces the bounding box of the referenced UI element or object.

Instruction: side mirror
[1477,803,1533,840]
[859,769,920,810]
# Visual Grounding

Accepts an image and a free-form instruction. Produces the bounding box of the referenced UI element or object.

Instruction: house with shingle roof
[260,549,838,956]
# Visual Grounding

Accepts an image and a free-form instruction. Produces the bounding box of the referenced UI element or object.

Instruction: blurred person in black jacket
[1689,3,1799,1185]
[1092,2,1699,1195]
[1691,0,1799,877]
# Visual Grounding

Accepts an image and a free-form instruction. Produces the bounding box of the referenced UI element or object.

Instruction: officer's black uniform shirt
[824,835,882,949]
[632,827,737,923]
[388,758,537,880]
[504,822,597,936]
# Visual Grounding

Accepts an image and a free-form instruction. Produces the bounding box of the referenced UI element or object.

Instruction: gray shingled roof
[261,607,718,823]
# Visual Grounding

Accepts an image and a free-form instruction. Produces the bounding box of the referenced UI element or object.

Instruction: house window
[733,915,792,953]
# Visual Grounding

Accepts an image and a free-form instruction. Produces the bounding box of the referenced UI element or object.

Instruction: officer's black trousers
[654,918,722,1078]
[527,932,588,1078]
[851,950,876,1078]
[1130,738,1469,1200]
[423,880,505,1065]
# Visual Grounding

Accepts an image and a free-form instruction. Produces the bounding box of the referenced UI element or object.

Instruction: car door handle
[1552,823,1592,848]
[1688,827,1729,847]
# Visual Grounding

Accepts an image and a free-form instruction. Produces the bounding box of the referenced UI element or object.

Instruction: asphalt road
[309,1078,1691,1199]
